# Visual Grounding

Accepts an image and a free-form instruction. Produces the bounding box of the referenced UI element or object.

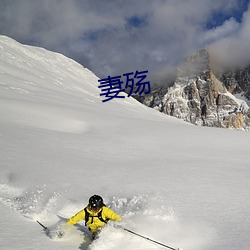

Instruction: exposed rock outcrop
[135,49,250,130]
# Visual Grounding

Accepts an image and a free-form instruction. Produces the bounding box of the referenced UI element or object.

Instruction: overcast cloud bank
[0,0,249,82]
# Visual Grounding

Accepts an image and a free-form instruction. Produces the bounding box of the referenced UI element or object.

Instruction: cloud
[200,18,240,45]
[209,4,250,69]
[0,0,249,83]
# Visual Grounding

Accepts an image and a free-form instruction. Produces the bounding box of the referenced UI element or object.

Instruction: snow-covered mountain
[0,36,250,250]
[217,65,250,101]
[137,49,250,130]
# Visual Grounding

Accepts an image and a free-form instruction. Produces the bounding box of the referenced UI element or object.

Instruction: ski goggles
[89,204,101,212]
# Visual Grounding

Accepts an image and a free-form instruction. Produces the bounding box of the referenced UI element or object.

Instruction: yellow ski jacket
[67,206,121,233]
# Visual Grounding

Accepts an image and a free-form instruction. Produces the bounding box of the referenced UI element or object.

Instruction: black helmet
[89,195,104,210]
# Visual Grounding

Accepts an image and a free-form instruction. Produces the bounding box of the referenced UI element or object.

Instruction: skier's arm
[104,207,122,222]
[67,209,85,225]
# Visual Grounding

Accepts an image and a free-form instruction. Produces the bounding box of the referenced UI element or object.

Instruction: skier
[66,194,121,239]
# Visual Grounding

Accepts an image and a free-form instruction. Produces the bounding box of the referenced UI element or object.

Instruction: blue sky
[206,0,249,28]
[0,0,249,83]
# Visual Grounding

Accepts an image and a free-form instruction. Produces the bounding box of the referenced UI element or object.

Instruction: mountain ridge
[135,48,250,130]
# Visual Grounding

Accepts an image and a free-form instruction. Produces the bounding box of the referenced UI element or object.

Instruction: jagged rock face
[138,49,250,130]
[218,66,250,99]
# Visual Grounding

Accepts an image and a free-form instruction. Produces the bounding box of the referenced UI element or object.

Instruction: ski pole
[37,220,48,231]
[122,227,180,250]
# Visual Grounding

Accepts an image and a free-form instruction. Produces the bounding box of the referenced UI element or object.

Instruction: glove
[55,223,71,238]
[56,230,64,238]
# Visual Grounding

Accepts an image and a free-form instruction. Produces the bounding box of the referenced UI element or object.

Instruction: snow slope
[0,35,250,250]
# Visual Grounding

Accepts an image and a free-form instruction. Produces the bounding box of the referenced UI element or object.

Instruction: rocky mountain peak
[135,49,250,130]
[177,48,210,78]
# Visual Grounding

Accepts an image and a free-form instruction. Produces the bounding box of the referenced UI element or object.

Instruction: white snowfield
[0,35,249,250]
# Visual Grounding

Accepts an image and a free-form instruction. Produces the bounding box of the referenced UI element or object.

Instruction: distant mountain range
[133,49,250,130]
